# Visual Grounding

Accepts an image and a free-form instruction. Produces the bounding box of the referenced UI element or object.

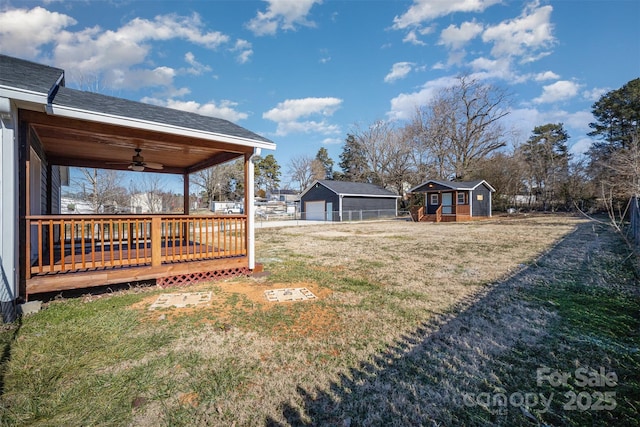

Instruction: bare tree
[350,120,408,189]
[288,155,324,191]
[129,174,166,213]
[76,168,126,213]
[409,75,511,180]
[191,160,243,206]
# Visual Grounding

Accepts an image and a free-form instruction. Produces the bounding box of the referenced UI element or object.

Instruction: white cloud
[482,3,555,60]
[393,0,501,29]
[534,71,560,81]
[534,80,581,104]
[322,137,343,145]
[246,0,321,36]
[263,97,342,121]
[468,56,517,81]
[273,120,341,136]
[583,87,609,102]
[232,39,253,63]
[387,76,458,121]
[384,62,415,83]
[0,6,76,58]
[142,97,248,122]
[263,97,342,136]
[184,52,212,75]
[570,137,593,156]
[507,107,593,148]
[402,30,426,46]
[0,6,246,91]
[438,21,483,50]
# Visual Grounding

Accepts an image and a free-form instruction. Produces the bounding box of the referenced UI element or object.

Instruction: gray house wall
[471,184,492,217]
[342,196,396,211]
[300,184,339,214]
[0,99,18,321]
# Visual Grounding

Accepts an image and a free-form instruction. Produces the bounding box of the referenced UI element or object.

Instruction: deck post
[151,216,162,267]
[246,149,259,270]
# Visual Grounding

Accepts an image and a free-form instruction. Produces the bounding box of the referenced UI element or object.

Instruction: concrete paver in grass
[149,291,212,309]
[264,288,317,302]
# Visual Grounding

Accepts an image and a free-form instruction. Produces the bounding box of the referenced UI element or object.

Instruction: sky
[1,0,639,191]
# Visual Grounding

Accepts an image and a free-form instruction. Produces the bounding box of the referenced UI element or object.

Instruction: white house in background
[61,197,94,214]
[130,192,163,214]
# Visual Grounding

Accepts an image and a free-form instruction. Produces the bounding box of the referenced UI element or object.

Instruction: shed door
[442,193,453,214]
[305,201,325,221]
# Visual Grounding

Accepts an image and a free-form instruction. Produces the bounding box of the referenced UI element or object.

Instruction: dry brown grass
[128,215,586,425]
[7,214,636,426]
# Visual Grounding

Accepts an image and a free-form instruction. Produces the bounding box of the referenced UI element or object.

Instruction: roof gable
[409,179,495,193]
[0,54,64,94]
[301,180,399,198]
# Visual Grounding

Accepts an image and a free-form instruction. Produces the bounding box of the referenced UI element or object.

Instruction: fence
[255,209,409,224]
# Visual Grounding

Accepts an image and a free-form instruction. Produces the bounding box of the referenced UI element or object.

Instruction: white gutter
[336,193,401,198]
[0,86,48,106]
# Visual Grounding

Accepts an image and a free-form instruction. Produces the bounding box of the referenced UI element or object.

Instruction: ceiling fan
[110,148,164,172]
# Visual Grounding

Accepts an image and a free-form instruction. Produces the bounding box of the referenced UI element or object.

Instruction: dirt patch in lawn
[130,280,338,338]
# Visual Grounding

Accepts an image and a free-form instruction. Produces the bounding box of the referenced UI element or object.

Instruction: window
[457,193,465,204]
[477,194,484,201]
[430,194,438,205]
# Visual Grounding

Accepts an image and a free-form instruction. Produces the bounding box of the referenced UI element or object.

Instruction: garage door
[305,201,325,220]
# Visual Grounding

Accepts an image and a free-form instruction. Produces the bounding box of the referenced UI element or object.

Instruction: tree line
[288,75,639,214]
[69,75,638,215]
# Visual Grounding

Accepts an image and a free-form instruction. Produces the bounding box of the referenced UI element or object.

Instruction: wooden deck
[25,214,249,297]
[410,205,474,222]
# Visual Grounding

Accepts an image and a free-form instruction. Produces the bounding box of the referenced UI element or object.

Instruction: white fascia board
[48,104,276,151]
[338,193,400,198]
[0,86,48,106]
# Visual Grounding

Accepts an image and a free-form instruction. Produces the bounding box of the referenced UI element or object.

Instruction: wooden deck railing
[25,214,247,278]
[435,205,443,223]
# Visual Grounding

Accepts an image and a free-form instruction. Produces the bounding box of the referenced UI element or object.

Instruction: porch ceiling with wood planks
[22,109,253,175]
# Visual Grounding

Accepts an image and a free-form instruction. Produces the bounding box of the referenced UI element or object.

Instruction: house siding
[341,196,396,212]
[300,184,339,214]
[472,185,492,216]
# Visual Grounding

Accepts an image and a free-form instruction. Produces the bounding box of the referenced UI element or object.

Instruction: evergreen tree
[255,154,281,194]
[521,123,570,211]
[315,147,334,179]
[338,134,370,182]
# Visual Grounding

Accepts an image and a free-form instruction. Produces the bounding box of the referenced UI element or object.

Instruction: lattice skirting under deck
[156,267,251,288]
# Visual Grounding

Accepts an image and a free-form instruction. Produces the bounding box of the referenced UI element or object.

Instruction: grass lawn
[1,215,638,426]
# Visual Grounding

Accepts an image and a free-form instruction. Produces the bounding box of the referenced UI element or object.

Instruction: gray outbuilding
[299,180,399,221]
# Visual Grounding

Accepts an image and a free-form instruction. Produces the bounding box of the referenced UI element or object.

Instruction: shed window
[477,194,484,201]
[457,193,466,204]
[430,194,438,205]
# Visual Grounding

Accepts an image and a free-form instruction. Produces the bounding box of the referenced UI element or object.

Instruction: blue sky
[1,0,639,190]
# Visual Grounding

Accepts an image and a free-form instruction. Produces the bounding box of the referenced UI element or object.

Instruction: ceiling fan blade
[143,162,164,170]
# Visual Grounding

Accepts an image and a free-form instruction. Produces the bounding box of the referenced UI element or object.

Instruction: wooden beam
[183,173,190,215]
[186,151,247,174]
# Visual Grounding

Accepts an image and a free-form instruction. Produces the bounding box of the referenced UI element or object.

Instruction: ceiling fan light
[131,164,145,172]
